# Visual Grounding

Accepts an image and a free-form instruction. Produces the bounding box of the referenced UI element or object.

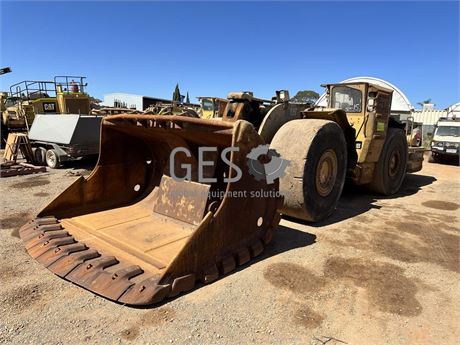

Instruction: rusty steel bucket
[19,115,282,305]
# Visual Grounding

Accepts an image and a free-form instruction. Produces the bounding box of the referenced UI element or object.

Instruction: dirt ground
[1,155,459,345]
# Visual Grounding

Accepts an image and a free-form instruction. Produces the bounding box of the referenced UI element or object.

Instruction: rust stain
[293,305,324,329]
[263,262,326,294]
[422,200,459,211]
[141,307,176,326]
[120,326,140,341]
[10,178,50,189]
[1,284,45,311]
[324,257,422,317]
[377,221,460,272]
[1,212,30,229]
[33,192,50,197]
[264,258,423,318]
[0,264,25,281]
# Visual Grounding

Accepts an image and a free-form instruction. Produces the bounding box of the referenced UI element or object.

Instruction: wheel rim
[46,151,56,167]
[315,149,338,197]
[388,149,401,178]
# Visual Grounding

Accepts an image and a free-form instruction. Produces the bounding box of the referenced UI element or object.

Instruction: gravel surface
[1,155,459,345]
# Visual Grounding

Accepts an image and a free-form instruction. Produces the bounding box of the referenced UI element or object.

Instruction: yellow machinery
[197,96,228,119]
[19,82,423,306]
[1,76,91,142]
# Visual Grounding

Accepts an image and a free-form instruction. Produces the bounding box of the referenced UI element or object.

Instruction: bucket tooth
[119,277,171,305]
[86,265,144,301]
[66,256,119,288]
[236,248,251,266]
[169,274,196,297]
[221,256,236,275]
[22,223,63,242]
[49,249,100,277]
[250,240,264,258]
[203,264,219,284]
[25,230,69,250]
[28,236,75,259]
[36,242,88,267]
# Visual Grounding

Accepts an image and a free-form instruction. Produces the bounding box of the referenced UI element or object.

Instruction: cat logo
[43,102,57,113]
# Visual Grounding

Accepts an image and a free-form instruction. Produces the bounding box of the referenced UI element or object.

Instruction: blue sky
[1,1,458,108]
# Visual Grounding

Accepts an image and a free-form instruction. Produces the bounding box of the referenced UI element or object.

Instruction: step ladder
[3,133,34,163]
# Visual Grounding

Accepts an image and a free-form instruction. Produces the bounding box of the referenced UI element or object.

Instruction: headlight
[454,143,459,148]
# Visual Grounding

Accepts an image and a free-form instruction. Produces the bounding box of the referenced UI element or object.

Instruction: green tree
[88,96,102,109]
[88,96,102,104]
[185,92,190,104]
[290,90,320,104]
[417,98,433,107]
[172,83,181,102]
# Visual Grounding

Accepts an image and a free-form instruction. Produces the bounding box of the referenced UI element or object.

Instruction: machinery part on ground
[366,128,408,195]
[45,149,60,169]
[271,119,347,221]
[19,115,282,306]
[0,161,46,177]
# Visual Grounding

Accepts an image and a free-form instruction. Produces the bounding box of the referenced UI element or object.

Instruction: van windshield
[331,86,362,113]
[435,125,460,137]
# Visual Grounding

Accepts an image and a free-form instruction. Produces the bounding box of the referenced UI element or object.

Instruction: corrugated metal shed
[412,109,448,126]
[447,102,460,118]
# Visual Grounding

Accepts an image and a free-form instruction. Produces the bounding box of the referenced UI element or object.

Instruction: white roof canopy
[316,76,414,113]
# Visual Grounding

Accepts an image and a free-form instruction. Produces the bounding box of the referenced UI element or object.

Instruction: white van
[430,118,460,162]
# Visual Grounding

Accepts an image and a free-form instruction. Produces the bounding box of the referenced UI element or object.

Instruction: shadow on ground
[132,225,317,309]
[430,156,459,166]
[287,173,437,228]
[61,156,98,171]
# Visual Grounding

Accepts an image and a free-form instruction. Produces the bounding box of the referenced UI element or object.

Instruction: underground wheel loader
[19,82,423,305]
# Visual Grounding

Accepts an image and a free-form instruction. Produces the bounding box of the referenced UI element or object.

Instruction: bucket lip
[104,114,235,129]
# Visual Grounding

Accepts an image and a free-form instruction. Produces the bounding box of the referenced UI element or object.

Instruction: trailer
[28,114,102,168]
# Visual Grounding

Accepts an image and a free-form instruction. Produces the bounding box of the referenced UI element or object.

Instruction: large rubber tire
[367,128,408,195]
[45,149,61,169]
[34,147,47,166]
[270,119,347,222]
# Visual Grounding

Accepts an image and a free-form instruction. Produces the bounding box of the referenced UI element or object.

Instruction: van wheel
[45,149,60,169]
[270,119,347,222]
[34,147,47,166]
[367,128,407,195]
